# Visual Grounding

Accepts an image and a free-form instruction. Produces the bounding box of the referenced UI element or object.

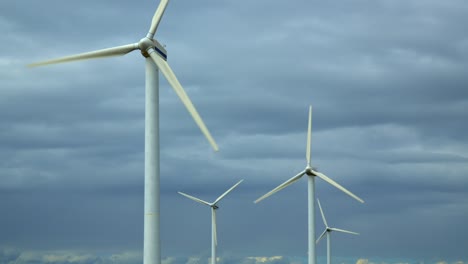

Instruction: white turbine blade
[212,208,218,246]
[28,43,139,67]
[316,229,327,244]
[312,170,364,203]
[178,191,211,207]
[330,228,359,235]
[213,179,243,205]
[254,170,306,204]
[317,199,328,227]
[149,51,219,151]
[147,0,169,38]
[306,105,312,166]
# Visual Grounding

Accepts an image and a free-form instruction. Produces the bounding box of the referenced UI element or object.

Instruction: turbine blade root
[148,50,219,151]
[178,192,211,206]
[313,170,364,203]
[254,170,305,203]
[213,180,243,205]
[316,229,327,244]
[147,0,169,38]
[306,105,312,165]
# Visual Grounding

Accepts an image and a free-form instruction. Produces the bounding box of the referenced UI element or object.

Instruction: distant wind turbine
[316,199,359,264]
[254,105,364,264]
[28,1,219,264]
[178,180,243,264]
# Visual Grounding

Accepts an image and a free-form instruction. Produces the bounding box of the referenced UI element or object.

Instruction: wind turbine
[28,1,219,264]
[316,199,359,264]
[178,179,243,264]
[254,105,364,264]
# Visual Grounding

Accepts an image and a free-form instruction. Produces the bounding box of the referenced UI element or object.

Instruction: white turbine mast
[29,1,219,264]
[178,179,243,264]
[254,105,364,264]
[316,199,359,264]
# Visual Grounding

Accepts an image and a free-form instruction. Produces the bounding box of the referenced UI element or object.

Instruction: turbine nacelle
[139,37,167,59]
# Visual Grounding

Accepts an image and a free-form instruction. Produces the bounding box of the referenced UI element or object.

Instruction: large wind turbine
[316,199,359,264]
[28,1,219,264]
[178,180,243,264]
[254,105,364,264]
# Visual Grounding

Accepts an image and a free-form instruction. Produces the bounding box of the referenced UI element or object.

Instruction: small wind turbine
[28,1,218,264]
[254,105,364,264]
[178,180,243,264]
[316,199,359,264]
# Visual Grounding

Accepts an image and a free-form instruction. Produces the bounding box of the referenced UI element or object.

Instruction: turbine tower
[28,2,219,264]
[254,105,364,264]
[178,180,243,264]
[316,199,359,264]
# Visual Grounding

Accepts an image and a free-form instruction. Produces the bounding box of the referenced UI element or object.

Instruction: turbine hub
[211,204,219,210]
[138,37,155,57]
[305,166,314,176]
[138,37,168,60]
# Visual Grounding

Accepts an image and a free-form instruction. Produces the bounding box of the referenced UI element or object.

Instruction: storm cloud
[1,0,468,262]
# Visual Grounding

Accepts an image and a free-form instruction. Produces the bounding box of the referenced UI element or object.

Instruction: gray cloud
[1,0,468,260]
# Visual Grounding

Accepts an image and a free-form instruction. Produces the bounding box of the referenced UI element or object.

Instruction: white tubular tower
[255,106,364,264]
[29,2,219,264]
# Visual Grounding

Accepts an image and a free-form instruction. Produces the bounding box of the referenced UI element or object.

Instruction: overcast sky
[1,0,468,263]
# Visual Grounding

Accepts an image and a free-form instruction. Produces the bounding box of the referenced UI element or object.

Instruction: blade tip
[211,142,219,152]
[351,196,365,203]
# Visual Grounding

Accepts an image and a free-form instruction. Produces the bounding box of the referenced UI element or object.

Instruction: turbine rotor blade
[213,179,243,205]
[147,0,169,38]
[28,43,139,67]
[306,105,312,166]
[178,191,211,206]
[316,229,327,244]
[330,228,359,235]
[317,199,328,227]
[149,51,219,151]
[312,169,364,203]
[254,170,306,204]
[212,208,218,246]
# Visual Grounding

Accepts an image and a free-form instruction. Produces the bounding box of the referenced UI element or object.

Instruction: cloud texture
[1,0,468,261]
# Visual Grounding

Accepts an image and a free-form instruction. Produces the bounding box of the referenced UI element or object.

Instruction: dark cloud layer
[1,0,468,261]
